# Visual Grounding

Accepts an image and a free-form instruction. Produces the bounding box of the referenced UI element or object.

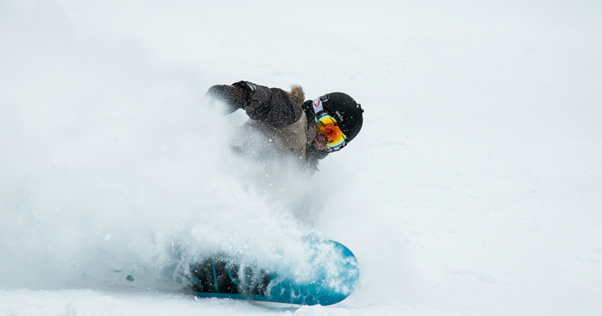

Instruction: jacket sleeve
[233,81,303,128]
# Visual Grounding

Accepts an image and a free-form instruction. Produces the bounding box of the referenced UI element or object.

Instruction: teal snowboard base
[189,239,359,306]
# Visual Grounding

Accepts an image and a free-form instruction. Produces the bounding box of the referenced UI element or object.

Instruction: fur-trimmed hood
[287,84,305,105]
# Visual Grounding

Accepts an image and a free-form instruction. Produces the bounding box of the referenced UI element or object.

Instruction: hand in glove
[206,83,250,113]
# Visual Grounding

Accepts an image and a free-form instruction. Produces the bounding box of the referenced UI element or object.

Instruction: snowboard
[188,239,359,306]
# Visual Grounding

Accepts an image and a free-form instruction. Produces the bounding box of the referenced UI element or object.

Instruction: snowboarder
[206,81,364,173]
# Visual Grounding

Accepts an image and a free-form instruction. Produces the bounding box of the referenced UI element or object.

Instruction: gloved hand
[206,83,250,113]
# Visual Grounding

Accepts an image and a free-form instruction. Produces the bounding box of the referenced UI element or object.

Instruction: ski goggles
[313,97,347,152]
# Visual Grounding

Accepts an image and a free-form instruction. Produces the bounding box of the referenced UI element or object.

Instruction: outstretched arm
[207,81,303,128]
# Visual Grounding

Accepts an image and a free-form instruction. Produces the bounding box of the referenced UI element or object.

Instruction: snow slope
[1,0,602,315]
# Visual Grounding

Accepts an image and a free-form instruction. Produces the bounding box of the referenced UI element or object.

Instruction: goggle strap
[312,97,325,115]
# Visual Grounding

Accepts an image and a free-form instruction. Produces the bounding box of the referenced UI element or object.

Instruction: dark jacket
[229,81,320,171]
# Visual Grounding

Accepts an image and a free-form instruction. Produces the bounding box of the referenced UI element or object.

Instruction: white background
[1,1,601,315]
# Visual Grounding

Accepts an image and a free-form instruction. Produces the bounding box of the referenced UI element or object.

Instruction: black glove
[206,83,250,113]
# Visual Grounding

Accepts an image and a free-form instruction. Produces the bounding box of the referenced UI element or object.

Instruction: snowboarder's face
[312,114,347,153]
[310,120,329,151]
[313,133,329,151]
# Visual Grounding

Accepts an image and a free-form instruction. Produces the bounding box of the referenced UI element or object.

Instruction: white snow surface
[1,0,602,315]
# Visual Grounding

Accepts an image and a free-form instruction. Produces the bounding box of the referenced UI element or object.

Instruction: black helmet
[319,92,364,142]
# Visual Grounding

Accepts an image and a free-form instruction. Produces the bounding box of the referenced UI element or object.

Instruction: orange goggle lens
[316,114,346,151]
